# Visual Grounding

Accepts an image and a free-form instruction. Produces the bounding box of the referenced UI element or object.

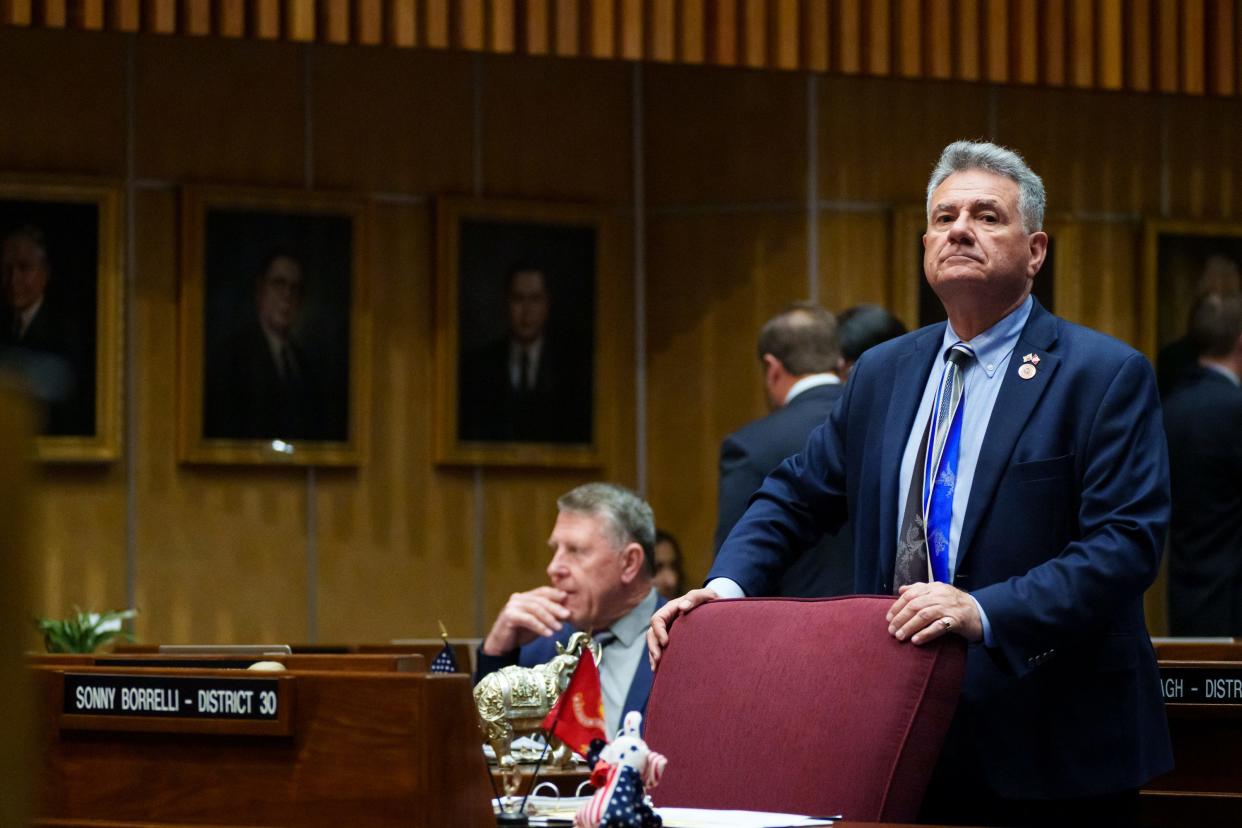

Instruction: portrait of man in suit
[0,210,98,438]
[200,208,352,445]
[455,217,595,447]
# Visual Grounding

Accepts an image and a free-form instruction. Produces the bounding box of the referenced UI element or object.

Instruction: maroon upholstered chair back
[644,596,966,823]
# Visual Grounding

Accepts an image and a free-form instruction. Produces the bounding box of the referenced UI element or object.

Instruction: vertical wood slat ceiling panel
[1182,0,1206,92]
[456,0,483,51]
[1069,0,1094,88]
[680,0,704,63]
[40,0,65,26]
[524,0,549,55]
[74,0,104,30]
[926,0,951,81]
[804,0,828,73]
[1208,0,1234,95]
[836,0,861,75]
[1130,0,1153,91]
[1,0,31,24]
[490,0,515,53]
[956,0,981,82]
[985,0,1010,84]
[554,0,578,58]
[353,0,382,45]
[253,0,281,40]
[895,0,920,79]
[2,0,1238,98]
[1013,0,1039,85]
[1043,0,1068,86]
[110,0,140,32]
[650,0,675,63]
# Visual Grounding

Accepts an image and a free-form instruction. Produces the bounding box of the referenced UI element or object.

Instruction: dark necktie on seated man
[894,342,975,592]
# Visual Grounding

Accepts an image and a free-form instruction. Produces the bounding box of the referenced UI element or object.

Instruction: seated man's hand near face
[481,586,572,656]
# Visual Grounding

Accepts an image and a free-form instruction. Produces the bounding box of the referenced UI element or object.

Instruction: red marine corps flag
[541,648,607,755]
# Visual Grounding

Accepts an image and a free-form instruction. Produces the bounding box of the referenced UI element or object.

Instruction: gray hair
[557,482,656,578]
[926,140,1046,233]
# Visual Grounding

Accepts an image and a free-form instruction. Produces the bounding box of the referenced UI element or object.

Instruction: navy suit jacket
[710,299,1173,799]
[714,383,854,597]
[474,595,667,729]
[1165,366,1242,635]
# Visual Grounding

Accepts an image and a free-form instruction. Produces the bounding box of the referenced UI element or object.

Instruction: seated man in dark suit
[459,263,591,444]
[1166,290,1242,634]
[714,302,853,597]
[475,482,664,739]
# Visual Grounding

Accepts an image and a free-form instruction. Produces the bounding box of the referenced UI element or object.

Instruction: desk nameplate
[1159,663,1242,714]
[57,670,295,736]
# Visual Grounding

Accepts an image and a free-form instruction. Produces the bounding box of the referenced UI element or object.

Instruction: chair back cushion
[644,596,965,822]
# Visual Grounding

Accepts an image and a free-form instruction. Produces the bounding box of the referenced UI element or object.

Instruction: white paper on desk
[655,807,834,828]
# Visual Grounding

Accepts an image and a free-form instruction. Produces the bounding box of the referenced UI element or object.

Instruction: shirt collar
[16,296,43,338]
[606,588,659,647]
[941,294,1033,378]
[1203,361,1241,387]
[785,372,840,404]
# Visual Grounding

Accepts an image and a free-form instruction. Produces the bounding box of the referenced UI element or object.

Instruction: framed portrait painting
[435,197,605,468]
[178,187,369,466]
[1143,220,1242,390]
[0,178,122,462]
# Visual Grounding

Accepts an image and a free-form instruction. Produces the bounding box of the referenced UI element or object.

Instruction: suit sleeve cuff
[705,577,746,599]
[969,594,994,647]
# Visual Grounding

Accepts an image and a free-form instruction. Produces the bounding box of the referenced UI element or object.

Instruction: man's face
[652,539,680,600]
[546,510,627,631]
[1,235,50,312]
[256,255,304,338]
[507,269,550,345]
[923,169,1046,312]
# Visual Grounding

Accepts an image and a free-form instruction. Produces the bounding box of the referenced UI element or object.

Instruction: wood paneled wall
[6,23,1240,644]
[5,1,1242,97]
[1,26,634,647]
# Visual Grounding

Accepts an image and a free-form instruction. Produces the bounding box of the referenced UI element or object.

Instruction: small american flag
[430,641,459,673]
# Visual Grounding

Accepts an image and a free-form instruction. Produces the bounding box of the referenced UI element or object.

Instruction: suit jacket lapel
[878,327,943,587]
[955,301,1060,575]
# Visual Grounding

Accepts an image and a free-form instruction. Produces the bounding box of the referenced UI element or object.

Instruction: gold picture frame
[0,177,122,462]
[178,187,370,466]
[435,196,607,468]
[890,205,1079,328]
[1142,219,1242,363]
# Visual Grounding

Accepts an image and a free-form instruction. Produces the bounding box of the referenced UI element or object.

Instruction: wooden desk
[32,652,425,672]
[31,663,493,827]
[1142,639,1242,827]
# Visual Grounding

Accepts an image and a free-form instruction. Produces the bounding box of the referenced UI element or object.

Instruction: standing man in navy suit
[1165,291,1242,634]
[476,483,665,739]
[714,302,853,598]
[650,141,1172,825]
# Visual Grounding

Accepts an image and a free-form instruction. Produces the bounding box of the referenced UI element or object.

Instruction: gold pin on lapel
[1018,361,1037,380]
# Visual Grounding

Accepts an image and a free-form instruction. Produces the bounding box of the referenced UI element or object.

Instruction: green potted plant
[34,607,137,653]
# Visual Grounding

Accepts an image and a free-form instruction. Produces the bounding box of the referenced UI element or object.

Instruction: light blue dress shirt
[710,295,1035,646]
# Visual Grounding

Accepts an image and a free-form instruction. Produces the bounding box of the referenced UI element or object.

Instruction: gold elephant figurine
[474,631,601,783]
